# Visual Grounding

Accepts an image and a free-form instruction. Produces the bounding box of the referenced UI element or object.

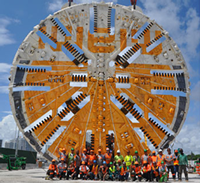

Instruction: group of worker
[47,147,188,182]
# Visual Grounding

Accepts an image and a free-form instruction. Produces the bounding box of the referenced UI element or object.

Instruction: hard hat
[71,148,74,151]
[61,158,65,161]
[152,151,156,154]
[83,148,87,152]
[161,161,164,164]
[135,161,139,165]
[135,150,138,154]
[82,161,85,165]
[106,147,109,151]
[159,149,162,152]
[123,162,126,165]
[118,159,121,163]
[175,150,178,153]
[62,148,66,151]
[93,160,97,163]
[117,150,120,153]
[143,160,147,164]
[103,161,106,164]
[110,162,113,165]
[52,159,56,162]
[144,149,147,152]
[98,149,102,152]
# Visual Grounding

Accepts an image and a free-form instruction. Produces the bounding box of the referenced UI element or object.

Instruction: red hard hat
[175,150,178,153]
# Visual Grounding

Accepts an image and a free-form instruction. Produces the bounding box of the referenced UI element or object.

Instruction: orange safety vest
[157,154,165,167]
[143,164,151,173]
[88,155,96,165]
[91,165,99,174]
[174,155,179,165]
[80,165,88,174]
[134,166,141,174]
[151,155,157,163]
[48,164,58,174]
[105,153,112,164]
[120,166,128,175]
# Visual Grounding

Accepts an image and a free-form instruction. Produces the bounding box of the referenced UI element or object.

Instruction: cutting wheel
[9,2,190,160]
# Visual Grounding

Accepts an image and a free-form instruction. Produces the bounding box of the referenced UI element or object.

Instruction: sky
[0,0,200,154]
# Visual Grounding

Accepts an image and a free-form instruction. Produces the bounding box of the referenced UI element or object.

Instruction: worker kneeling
[151,162,160,182]
[47,159,58,180]
[57,158,67,180]
[159,161,168,182]
[89,160,99,180]
[119,162,129,181]
[108,162,117,180]
[79,161,89,180]
[142,160,151,181]
[132,161,142,181]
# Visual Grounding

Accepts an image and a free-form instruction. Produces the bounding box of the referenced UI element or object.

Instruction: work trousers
[143,171,151,181]
[151,171,159,182]
[66,170,75,180]
[58,171,66,179]
[47,170,57,179]
[174,165,179,179]
[167,165,175,179]
[132,172,142,181]
[119,173,129,181]
[80,172,88,180]
[98,172,109,180]
[75,166,79,178]
[179,165,188,181]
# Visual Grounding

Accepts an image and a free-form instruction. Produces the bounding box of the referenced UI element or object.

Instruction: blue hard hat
[93,160,97,163]
[103,161,106,164]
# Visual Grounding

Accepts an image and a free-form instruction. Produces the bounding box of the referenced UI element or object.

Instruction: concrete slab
[0,168,199,183]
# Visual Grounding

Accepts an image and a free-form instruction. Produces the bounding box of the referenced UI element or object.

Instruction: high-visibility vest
[58,163,67,173]
[151,155,157,163]
[109,166,116,174]
[142,154,151,164]
[120,166,128,175]
[60,153,67,161]
[134,166,141,174]
[68,153,74,165]
[48,164,58,174]
[80,165,87,174]
[157,154,165,167]
[91,165,99,174]
[88,155,96,165]
[143,164,151,173]
[81,153,88,163]
[152,166,159,177]
[174,155,179,165]
[105,153,112,164]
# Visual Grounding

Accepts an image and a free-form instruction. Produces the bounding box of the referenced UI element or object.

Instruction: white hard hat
[159,149,163,152]
[117,150,120,153]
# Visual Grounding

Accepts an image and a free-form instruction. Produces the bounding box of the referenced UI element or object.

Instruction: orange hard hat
[152,151,156,154]
[135,161,139,165]
[98,149,102,152]
[143,160,147,164]
[62,148,66,151]
[118,159,121,163]
[82,161,85,165]
[61,158,65,161]
[175,150,178,153]
[52,159,56,162]
[83,148,87,152]
[90,150,94,153]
